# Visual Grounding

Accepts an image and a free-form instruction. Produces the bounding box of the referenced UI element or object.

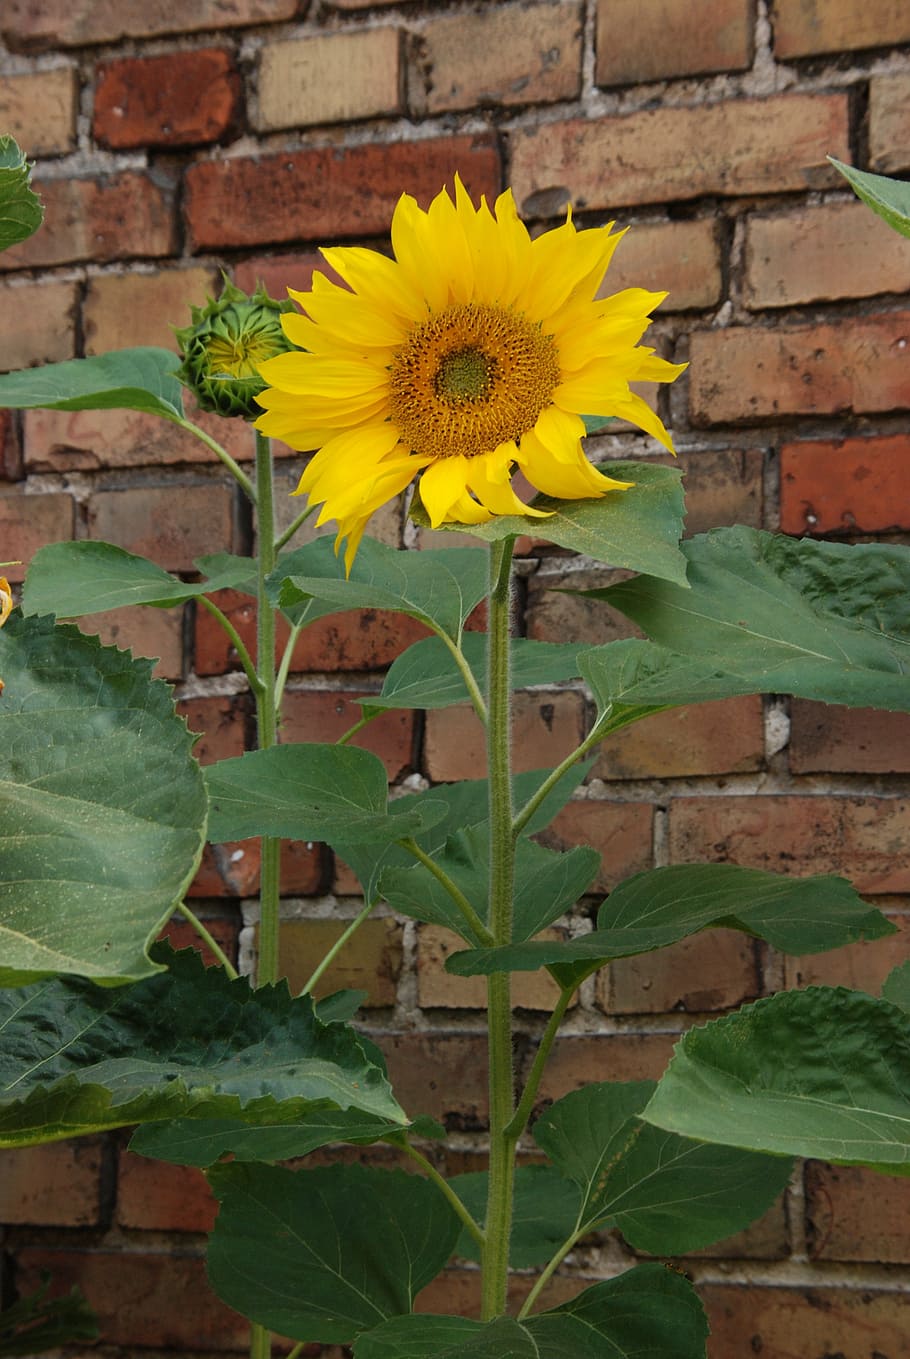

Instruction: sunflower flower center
[389,302,561,460]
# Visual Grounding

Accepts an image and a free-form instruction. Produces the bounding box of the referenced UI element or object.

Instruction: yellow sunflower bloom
[255,177,686,570]
[0,577,11,629]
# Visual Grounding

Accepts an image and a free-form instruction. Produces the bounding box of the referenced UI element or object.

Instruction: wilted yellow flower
[255,177,685,569]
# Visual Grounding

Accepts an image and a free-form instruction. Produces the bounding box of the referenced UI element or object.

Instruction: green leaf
[882,961,910,1013]
[0,945,405,1148]
[130,1105,405,1166]
[411,462,687,583]
[580,637,762,725]
[370,632,584,711]
[0,347,184,421]
[206,1162,460,1343]
[0,135,43,255]
[445,862,893,978]
[643,987,910,1172]
[599,527,910,711]
[316,988,368,1023]
[829,155,910,239]
[449,1165,580,1266]
[534,1082,791,1256]
[204,744,446,845]
[0,1280,97,1357]
[0,614,207,986]
[354,1315,519,1359]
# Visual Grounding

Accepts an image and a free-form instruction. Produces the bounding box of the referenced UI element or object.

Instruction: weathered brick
[280,691,414,780]
[409,1,582,115]
[86,483,237,572]
[596,0,752,86]
[116,1151,217,1232]
[702,1283,910,1359]
[601,929,761,1015]
[0,491,73,581]
[376,1032,490,1125]
[233,249,332,299]
[177,694,248,766]
[784,907,908,992]
[425,691,586,782]
[541,799,654,894]
[528,563,643,647]
[773,0,910,58]
[1,173,175,271]
[270,460,403,547]
[188,839,325,899]
[1,0,297,49]
[158,914,241,970]
[0,1140,102,1226]
[669,795,910,893]
[806,1161,910,1263]
[272,917,403,1005]
[780,433,910,534]
[94,49,241,149]
[593,695,764,780]
[537,1032,677,1103]
[0,280,77,371]
[79,604,185,681]
[602,219,723,312]
[0,409,22,481]
[83,266,216,354]
[679,447,764,533]
[510,94,848,215]
[744,201,910,308]
[0,67,77,155]
[870,71,910,173]
[184,136,501,251]
[790,701,910,774]
[258,29,402,130]
[418,924,566,1010]
[689,313,910,426]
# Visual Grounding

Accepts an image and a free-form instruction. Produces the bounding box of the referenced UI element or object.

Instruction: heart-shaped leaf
[0,347,184,422]
[369,633,584,711]
[0,135,43,254]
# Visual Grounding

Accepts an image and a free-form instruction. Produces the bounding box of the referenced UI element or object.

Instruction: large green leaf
[354,1315,526,1359]
[830,156,910,239]
[580,637,762,727]
[643,987,910,1172]
[0,347,184,421]
[411,462,687,584]
[445,862,893,978]
[882,960,910,1014]
[206,1162,460,1343]
[449,1166,580,1266]
[0,135,43,254]
[598,527,910,711]
[369,633,584,711]
[0,1280,97,1357]
[204,744,446,846]
[0,946,405,1148]
[0,614,207,986]
[533,1081,791,1256]
[130,1107,406,1166]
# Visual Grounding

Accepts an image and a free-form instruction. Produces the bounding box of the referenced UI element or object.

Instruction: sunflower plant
[1,150,909,1359]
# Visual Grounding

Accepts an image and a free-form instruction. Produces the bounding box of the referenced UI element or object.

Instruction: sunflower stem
[176,416,256,502]
[253,428,281,993]
[175,903,239,980]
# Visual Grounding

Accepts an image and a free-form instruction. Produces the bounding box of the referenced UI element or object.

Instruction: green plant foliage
[882,960,910,1013]
[0,946,405,1148]
[206,1163,460,1343]
[0,347,184,420]
[0,614,207,985]
[643,987,910,1172]
[0,1280,97,1357]
[596,527,910,711]
[130,1107,408,1166]
[411,462,688,584]
[829,155,910,238]
[449,1166,580,1266]
[0,135,43,254]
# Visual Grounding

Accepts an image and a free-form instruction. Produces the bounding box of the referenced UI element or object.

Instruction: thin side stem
[176,416,256,502]
[274,620,303,711]
[299,898,377,997]
[175,903,239,980]
[439,631,488,723]
[248,1324,272,1359]
[197,595,263,697]
[398,837,494,947]
[517,1232,579,1320]
[511,713,612,839]
[274,500,318,551]
[504,986,574,1141]
[401,1143,486,1249]
[254,430,281,990]
[335,710,377,747]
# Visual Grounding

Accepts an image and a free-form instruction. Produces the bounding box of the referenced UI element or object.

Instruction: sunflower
[0,577,11,629]
[255,177,685,569]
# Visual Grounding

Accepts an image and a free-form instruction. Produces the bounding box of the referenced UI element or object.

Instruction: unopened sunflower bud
[175,275,295,420]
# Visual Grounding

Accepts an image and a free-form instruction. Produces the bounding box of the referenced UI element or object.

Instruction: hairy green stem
[175,903,239,980]
[274,620,303,711]
[177,417,256,502]
[504,985,575,1141]
[517,1232,579,1319]
[299,897,377,997]
[197,595,263,697]
[511,713,612,838]
[335,710,377,746]
[438,631,488,724]
[398,837,494,947]
[248,1323,272,1359]
[254,429,280,992]
[401,1143,486,1249]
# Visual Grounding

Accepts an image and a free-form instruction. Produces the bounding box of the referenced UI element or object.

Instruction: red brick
[376,1032,490,1126]
[510,94,848,215]
[773,0,910,58]
[79,604,184,681]
[0,491,73,581]
[806,1161,910,1263]
[0,173,175,271]
[280,690,414,780]
[702,1282,910,1359]
[596,0,752,86]
[668,795,910,894]
[177,694,249,766]
[593,695,764,780]
[184,136,501,251]
[689,313,910,426]
[232,250,334,300]
[0,1140,102,1226]
[117,1151,217,1233]
[780,434,910,534]
[784,907,908,993]
[273,917,403,1005]
[0,409,23,481]
[188,839,325,899]
[1,0,297,48]
[542,799,654,894]
[83,265,217,354]
[425,692,585,782]
[0,67,77,155]
[602,219,723,312]
[790,701,910,774]
[158,914,241,970]
[601,929,761,1015]
[870,71,910,173]
[0,280,77,371]
[537,1032,678,1103]
[86,483,237,572]
[94,49,241,149]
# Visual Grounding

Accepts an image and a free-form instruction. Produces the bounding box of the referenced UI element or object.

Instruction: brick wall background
[2,1,910,1355]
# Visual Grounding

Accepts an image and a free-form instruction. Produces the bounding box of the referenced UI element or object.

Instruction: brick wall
[2,1,910,1355]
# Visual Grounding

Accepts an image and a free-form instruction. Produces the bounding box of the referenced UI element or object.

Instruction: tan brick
[542,799,653,893]
[0,409,22,481]
[870,72,910,173]
[417,924,566,1010]
[806,1161,910,1263]
[528,563,643,647]
[773,0,910,58]
[86,483,237,571]
[1,173,175,271]
[593,695,764,780]
[679,446,764,533]
[596,0,752,86]
[510,94,848,215]
[0,67,77,155]
[273,917,403,1006]
[1,0,297,48]
[780,433,910,535]
[703,1283,910,1359]
[601,929,761,1015]
[0,1140,102,1226]
[425,691,585,782]
[601,219,722,312]
[0,490,73,580]
[537,1032,677,1103]
[0,280,77,371]
[790,701,910,774]
[409,1,582,115]
[80,604,185,681]
[83,266,217,355]
[744,201,910,308]
[689,313,910,426]
[376,1032,490,1125]
[784,908,908,993]
[258,29,402,130]
[279,690,414,780]
[117,1152,217,1233]
[94,49,241,149]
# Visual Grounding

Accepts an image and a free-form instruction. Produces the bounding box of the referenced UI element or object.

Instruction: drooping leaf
[444,863,893,978]
[130,1106,405,1167]
[0,946,406,1148]
[598,526,910,711]
[411,462,687,584]
[0,614,207,986]
[206,1162,460,1343]
[0,1279,97,1357]
[882,960,910,1014]
[643,987,910,1173]
[829,155,910,239]
[0,135,43,254]
[449,1165,580,1266]
[0,347,184,421]
[204,744,447,845]
[369,632,584,711]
